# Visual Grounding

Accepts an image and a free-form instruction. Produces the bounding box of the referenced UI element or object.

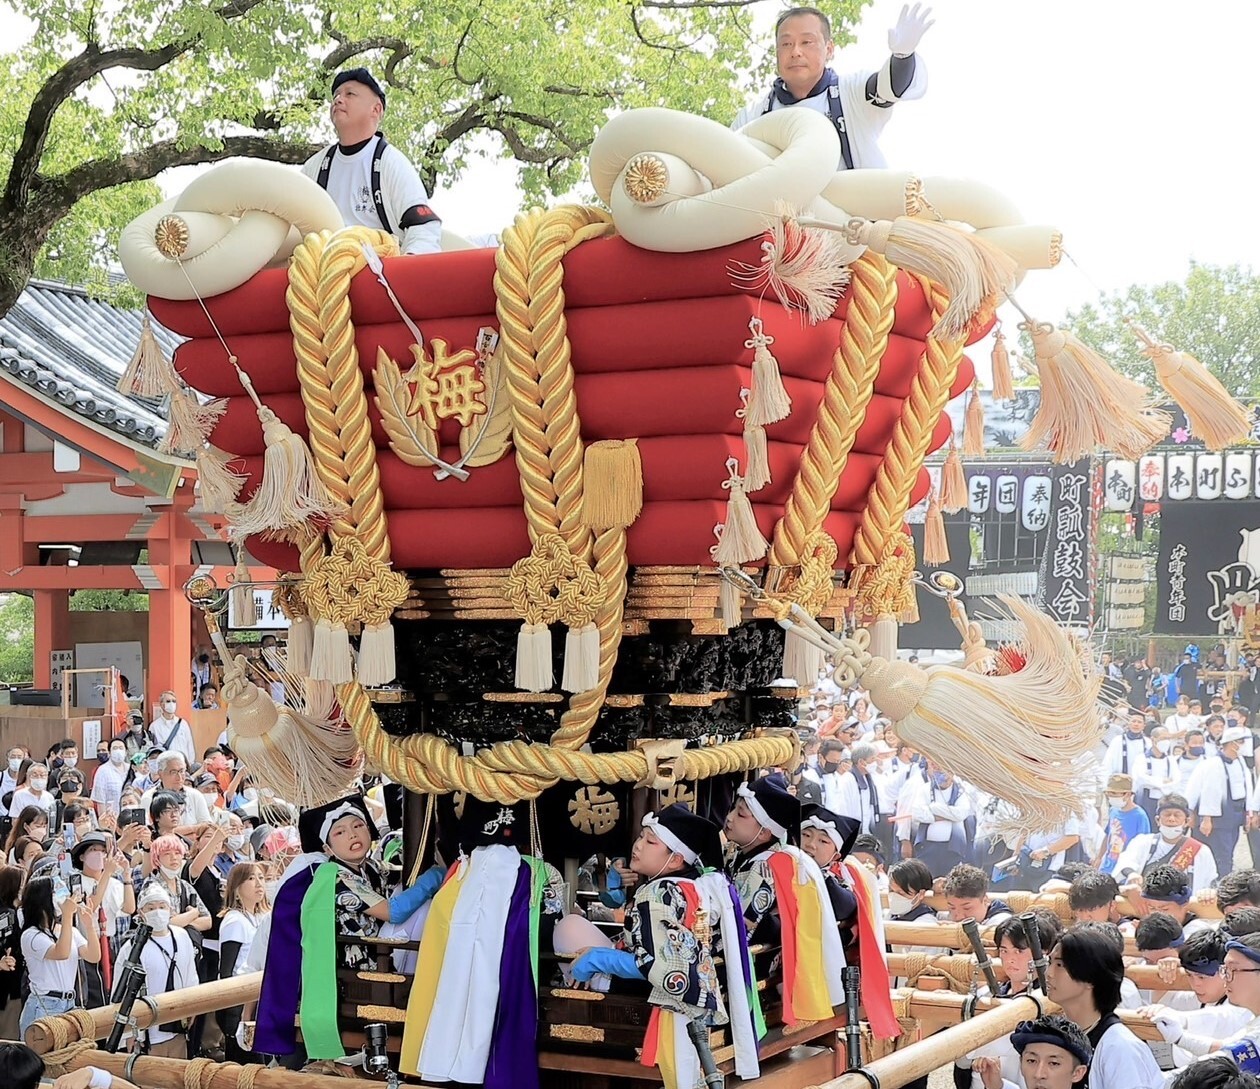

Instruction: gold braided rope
[769,251,899,569]
[850,278,966,580]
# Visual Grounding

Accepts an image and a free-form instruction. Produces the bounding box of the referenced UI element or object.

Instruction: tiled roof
[0,280,181,447]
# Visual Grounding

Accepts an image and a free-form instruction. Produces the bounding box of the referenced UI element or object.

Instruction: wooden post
[26,973,262,1054]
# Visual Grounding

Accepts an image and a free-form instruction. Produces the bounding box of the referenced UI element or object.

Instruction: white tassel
[357,621,397,687]
[712,458,768,564]
[561,623,601,694]
[719,576,742,631]
[287,615,314,678]
[515,622,554,692]
[160,388,226,455]
[730,209,852,323]
[738,387,772,493]
[119,314,179,398]
[782,626,825,686]
[309,618,353,685]
[230,556,254,627]
[744,317,792,427]
[195,445,246,514]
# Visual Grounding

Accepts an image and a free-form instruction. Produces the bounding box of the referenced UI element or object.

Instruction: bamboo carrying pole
[881,891,1074,923]
[886,952,1192,992]
[50,1049,377,1089]
[901,990,1164,1044]
[26,973,262,1054]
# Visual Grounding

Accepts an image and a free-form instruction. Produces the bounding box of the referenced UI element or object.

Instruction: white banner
[1139,454,1164,501]
[1108,556,1146,581]
[50,650,73,692]
[1106,606,1147,630]
[1196,453,1223,500]
[968,474,992,513]
[1226,452,1253,499]
[966,572,1040,597]
[1104,460,1136,512]
[995,475,1019,514]
[1021,475,1052,531]
[1110,582,1147,606]
[1167,454,1194,500]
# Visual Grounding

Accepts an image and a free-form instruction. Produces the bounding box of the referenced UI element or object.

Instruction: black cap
[332,68,386,108]
[298,794,377,854]
[644,804,724,872]
[738,776,800,842]
[458,795,528,853]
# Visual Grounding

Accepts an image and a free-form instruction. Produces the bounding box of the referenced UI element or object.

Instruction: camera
[363,1022,390,1076]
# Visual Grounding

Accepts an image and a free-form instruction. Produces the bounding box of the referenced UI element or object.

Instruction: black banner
[1042,463,1093,627]
[1157,500,1260,634]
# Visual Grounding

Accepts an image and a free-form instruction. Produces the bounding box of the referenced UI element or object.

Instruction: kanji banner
[1156,500,1260,634]
[1042,464,1093,627]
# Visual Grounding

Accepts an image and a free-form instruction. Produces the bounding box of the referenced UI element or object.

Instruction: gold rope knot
[851,532,917,620]
[504,533,605,627]
[304,536,410,627]
[273,576,310,620]
[39,1038,97,1077]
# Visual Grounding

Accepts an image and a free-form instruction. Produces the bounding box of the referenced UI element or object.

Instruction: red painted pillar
[145,512,192,715]
[33,589,71,688]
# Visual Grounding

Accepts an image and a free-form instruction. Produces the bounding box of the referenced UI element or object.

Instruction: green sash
[299,861,345,1059]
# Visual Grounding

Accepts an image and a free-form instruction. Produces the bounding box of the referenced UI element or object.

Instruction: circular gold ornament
[154,214,190,259]
[623,154,669,204]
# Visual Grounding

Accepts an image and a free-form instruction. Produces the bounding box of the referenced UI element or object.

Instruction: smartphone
[68,871,83,897]
[118,807,146,830]
[63,823,76,852]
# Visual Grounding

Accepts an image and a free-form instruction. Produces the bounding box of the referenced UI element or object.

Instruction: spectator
[8,764,54,820]
[0,867,24,1040]
[118,885,197,1058]
[4,806,49,864]
[17,875,100,1037]
[89,739,132,818]
[219,862,270,1061]
[141,752,212,826]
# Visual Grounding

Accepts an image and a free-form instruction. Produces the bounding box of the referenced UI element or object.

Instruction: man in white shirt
[818,739,849,814]
[140,752,212,827]
[301,68,442,256]
[146,692,196,766]
[1112,794,1217,894]
[0,746,24,800]
[732,4,932,170]
[833,742,881,836]
[119,885,197,1058]
[1197,726,1254,877]
[910,761,972,877]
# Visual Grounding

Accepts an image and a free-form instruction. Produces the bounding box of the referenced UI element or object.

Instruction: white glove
[236,1021,255,1051]
[1153,1015,1184,1044]
[888,3,935,56]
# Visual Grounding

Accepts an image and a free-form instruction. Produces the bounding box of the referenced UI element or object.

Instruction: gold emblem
[657,781,696,810]
[374,333,512,473]
[568,786,620,836]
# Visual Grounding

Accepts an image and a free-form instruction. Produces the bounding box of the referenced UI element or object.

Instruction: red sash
[842,861,901,1039]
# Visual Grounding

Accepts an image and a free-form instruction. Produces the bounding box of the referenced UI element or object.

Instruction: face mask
[7,759,19,774]
[29,778,46,792]
[227,834,247,851]
[1160,825,1185,841]
[1106,795,1125,807]
[147,760,160,775]
[264,879,281,902]
[931,772,949,789]
[62,757,77,769]
[162,701,177,715]
[84,850,106,870]
[1189,745,1205,757]
[97,753,108,765]
[244,787,259,801]
[888,892,916,915]
[159,864,182,879]
[143,908,171,931]
[109,750,126,765]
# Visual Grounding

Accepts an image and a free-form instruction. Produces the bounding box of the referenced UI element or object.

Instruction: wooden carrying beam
[886,952,1192,992]
[49,1048,396,1089]
[26,973,262,1054]
[884,920,1144,958]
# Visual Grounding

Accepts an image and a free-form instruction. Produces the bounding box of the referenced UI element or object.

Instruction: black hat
[70,831,110,867]
[851,833,885,864]
[458,795,528,853]
[298,794,377,854]
[642,804,723,872]
[737,776,799,842]
[801,802,860,860]
[332,68,386,108]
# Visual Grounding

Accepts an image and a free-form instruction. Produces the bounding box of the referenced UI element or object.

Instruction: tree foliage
[0,594,34,684]
[0,0,871,313]
[69,590,148,612]
[1066,262,1260,401]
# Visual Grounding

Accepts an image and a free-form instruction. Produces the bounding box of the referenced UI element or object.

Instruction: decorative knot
[304,536,410,626]
[851,533,917,620]
[505,533,604,627]
[743,315,774,352]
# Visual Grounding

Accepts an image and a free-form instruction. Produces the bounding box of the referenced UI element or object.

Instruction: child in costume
[568,803,761,1089]
[725,776,847,1027]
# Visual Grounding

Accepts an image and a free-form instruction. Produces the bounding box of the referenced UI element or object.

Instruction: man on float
[302,68,442,254]
[733,3,933,170]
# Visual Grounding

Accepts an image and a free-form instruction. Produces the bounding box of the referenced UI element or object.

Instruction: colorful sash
[842,859,900,1039]
[298,862,343,1059]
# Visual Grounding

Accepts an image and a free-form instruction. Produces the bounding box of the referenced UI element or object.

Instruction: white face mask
[1106,795,1126,807]
[63,756,77,769]
[6,758,19,774]
[227,834,247,851]
[109,750,126,765]
[159,864,182,879]
[888,891,917,916]
[1160,824,1186,841]
[162,701,178,714]
[143,908,171,931]
[264,879,281,902]
[29,778,46,792]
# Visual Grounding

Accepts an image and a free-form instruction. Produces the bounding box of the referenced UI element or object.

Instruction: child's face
[630,827,679,879]
[801,826,837,868]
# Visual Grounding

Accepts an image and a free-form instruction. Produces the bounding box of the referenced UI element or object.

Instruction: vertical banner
[1157,500,1260,633]
[1043,463,1092,627]
[1226,451,1253,499]
[1196,453,1223,500]
[1103,459,1136,512]
[968,473,992,513]
[1139,454,1164,501]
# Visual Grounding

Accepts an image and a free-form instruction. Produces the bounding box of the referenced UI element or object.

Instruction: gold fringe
[963,382,985,456]
[1020,320,1169,462]
[939,440,967,513]
[119,314,179,398]
[1131,324,1250,451]
[991,329,1015,401]
[923,490,949,566]
[580,439,644,529]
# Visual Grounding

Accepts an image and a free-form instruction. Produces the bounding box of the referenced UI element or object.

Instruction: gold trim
[668,691,731,707]
[547,987,607,1002]
[366,690,414,704]
[356,971,407,983]
[604,694,646,708]
[549,1024,605,1043]
[483,691,566,704]
[354,1005,407,1023]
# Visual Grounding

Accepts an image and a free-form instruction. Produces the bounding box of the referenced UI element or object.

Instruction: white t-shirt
[90,762,130,816]
[82,873,127,936]
[219,910,263,975]
[1090,1020,1163,1089]
[118,927,197,1045]
[141,785,212,825]
[21,926,86,995]
[9,788,55,819]
[146,718,196,766]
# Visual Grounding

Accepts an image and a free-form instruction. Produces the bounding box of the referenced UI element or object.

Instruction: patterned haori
[333,860,388,969]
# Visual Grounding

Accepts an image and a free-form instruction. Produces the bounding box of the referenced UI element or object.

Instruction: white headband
[737,782,788,841]
[642,812,699,864]
[319,801,366,845]
[802,814,845,853]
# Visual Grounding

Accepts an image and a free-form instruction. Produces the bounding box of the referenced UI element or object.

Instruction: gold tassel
[859,595,1100,832]
[119,314,180,398]
[561,622,601,693]
[357,622,397,687]
[159,388,226,455]
[515,622,554,692]
[1131,323,1250,451]
[844,217,1017,342]
[1020,318,1170,462]
[745,316,792,427]
[286,614,314,678]
[923,490,950,566]
[963,382,985,456]
[939,439,968,513]
[228,406,345,539]
[712,458,768,564]
[230,555,254,627]
[991,328,1015,401]
[195,445,247,514]
[739,388,772,493]
[309,618,354,685]
[580,439,644,529]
